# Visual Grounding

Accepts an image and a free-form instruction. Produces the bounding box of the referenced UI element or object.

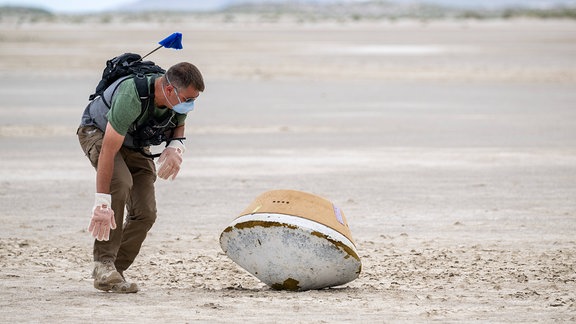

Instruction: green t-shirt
[106,76,186,136]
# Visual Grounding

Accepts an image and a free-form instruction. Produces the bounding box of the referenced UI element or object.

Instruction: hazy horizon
[2,0,575,13]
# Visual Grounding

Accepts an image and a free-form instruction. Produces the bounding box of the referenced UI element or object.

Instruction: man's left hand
[157,140,185,180]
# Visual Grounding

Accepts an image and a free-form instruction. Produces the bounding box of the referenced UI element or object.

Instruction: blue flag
[140,32,184,60]
[159,32,183,50]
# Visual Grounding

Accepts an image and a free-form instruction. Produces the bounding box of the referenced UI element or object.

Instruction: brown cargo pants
[77,125,157,272]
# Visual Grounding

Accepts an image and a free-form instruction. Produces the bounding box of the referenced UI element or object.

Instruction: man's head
[165,62,205,92]
[160,62,204,113]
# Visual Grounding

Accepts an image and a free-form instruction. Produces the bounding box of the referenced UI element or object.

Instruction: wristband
[167,139,186,155]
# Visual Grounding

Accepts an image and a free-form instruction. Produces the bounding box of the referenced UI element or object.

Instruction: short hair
[166,62,205,92]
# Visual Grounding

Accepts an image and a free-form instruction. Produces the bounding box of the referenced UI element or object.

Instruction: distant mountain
[116,0,576,12]
[394,0,576,9]
[117,0,346,12]
[117,0,231,12]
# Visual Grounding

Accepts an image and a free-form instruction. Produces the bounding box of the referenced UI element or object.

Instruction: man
[77,62,204,293]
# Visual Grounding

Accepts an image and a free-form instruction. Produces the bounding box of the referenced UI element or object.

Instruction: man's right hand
[89,193,117,241]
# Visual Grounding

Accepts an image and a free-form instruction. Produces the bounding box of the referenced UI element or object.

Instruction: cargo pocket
[77,126,104,169]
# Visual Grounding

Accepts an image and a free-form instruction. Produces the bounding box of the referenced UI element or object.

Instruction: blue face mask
[173,100,195,114]
[162,75,196,115]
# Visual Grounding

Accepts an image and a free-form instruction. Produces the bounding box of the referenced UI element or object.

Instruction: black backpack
[89,53,178,157]
[89,52,166,101]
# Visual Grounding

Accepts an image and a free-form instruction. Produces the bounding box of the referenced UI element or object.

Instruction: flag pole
[138,32,183,62]
[140,45,162,61]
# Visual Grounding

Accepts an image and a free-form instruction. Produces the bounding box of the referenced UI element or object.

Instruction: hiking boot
[109,280,139,293]
[108,271,139,293]
[92,260,123,291]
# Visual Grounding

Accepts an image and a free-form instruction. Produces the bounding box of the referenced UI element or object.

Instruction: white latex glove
[157,140,185,180]
[88,193,116,241]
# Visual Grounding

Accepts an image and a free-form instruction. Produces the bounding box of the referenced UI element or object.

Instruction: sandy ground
[0,18,575,322]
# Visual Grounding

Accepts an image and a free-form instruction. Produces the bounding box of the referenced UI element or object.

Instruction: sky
[0,0,134,13]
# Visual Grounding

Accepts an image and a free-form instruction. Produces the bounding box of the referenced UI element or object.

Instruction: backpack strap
[133,73,157,125]
[132,74,163,159]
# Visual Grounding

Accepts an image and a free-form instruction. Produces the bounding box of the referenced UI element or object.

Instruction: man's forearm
[96,123,124,194]
[96,149,115,194]
[172,125,185,139]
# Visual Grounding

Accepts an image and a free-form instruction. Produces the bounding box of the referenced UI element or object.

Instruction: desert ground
[0,16,575,322]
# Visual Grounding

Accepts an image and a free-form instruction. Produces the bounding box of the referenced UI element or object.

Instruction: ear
[165,83,175,95]
[163,76,172,89]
